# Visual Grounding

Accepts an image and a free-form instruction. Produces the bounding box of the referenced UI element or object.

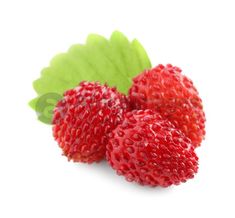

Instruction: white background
[0,0,235,217]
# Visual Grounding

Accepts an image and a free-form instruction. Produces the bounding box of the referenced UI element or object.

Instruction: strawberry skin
[53,81,129,163]
[129,64,206,147]
[106,110,198,187]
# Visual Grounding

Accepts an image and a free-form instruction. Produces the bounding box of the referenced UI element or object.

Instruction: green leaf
[29,31,151,124]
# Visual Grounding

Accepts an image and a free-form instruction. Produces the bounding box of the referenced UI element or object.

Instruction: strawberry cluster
[53,64,205,187]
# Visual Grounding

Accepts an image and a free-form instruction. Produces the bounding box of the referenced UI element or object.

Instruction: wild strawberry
[129,64,206,147]
[53,81,129,163]
[106,110,198,187]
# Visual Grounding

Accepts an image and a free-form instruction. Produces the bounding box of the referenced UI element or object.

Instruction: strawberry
[106,110,198,187]
[52,81,129,163]
[129,64,206,147]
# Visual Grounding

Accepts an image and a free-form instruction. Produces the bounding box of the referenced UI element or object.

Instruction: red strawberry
[106,110,198,187]
[53,81,130,163]
[129,64,206,147]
